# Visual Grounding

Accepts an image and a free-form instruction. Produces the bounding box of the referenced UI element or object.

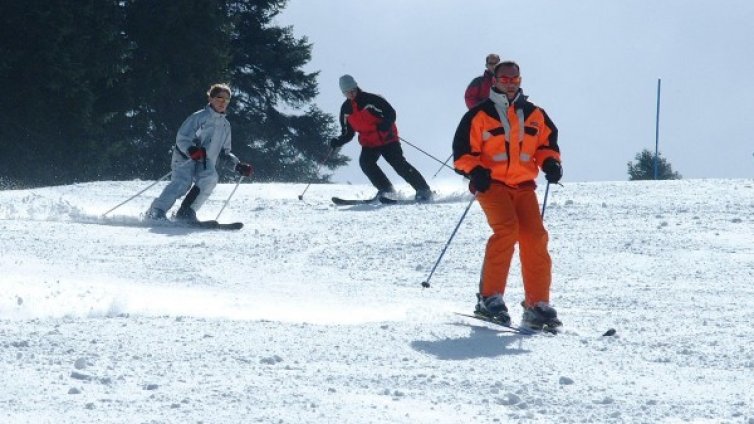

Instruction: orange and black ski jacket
[453,90,560,187]
[338,89,399,148]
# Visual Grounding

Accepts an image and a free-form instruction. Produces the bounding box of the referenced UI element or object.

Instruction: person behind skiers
[453,60,563,331]
[464,53,500,109]
[146,83,253,222]
[329,75,432,201]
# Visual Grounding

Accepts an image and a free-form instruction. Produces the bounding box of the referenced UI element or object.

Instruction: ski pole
[541,182,550,218]
[215,175,244,221]
[421,195,476,288]
[431,152,454,178]
[399,137,455,172]
[102,170,172,216]
[298,147,334,200]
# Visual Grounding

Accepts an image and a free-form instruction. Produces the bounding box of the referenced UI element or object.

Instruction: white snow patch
[1,179,753,423]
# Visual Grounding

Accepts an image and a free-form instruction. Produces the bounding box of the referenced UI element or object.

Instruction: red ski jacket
[464,70,495,109]
[337,89,399,148]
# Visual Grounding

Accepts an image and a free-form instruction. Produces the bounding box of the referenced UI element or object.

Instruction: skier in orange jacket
[453,60,563,331]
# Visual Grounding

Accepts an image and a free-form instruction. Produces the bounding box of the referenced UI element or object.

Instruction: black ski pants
[359,141,430,192]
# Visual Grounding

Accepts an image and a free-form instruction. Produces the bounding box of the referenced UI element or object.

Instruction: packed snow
[1,177,753,423]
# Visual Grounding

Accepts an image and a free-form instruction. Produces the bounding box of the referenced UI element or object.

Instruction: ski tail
[332,196,377,206]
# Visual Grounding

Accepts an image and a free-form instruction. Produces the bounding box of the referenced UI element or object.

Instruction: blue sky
[278,0,754,184]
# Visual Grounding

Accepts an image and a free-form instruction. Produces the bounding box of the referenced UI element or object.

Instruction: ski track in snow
[1,178,753,423]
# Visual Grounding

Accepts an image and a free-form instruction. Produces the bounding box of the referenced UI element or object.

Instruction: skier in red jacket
[330,75,432,201]
[464,53,500,109]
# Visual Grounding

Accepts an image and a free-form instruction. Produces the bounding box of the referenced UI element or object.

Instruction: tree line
[0,0,346,188]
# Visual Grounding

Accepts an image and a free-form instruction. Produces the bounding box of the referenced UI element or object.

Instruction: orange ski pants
[476,183,552,307]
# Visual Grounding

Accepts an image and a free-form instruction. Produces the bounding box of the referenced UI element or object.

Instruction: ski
[377,196,426,205]
[184,220,243,230]
[455,312,617,337]
[454,312,557,335]
[331,195,429,206]
[331,196,378,206]
[142,219,244,231]
[454,314,528,334]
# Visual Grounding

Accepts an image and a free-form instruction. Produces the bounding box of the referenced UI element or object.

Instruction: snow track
[1,179,753,423]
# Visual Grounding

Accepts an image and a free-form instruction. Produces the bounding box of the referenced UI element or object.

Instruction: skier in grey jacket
[146,83,253,222]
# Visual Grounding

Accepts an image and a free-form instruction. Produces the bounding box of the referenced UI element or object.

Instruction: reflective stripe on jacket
[453,90,559,187]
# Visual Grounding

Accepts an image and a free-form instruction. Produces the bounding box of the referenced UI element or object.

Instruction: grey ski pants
[150,158,218,213]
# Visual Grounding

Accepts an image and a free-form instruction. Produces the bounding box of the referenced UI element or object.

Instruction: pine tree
[0,0,344,186]
[0,1,127,186]
[116,0,232,179]
[627,149,682,180]
[118,0,345,182]
[224,0,346,182]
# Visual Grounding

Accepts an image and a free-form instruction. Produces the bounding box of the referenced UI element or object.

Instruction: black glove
[330,137,346,149]
[469,166,492,193]
[377,120,392,132]
[542,158,562,183]
[187,146,206,161]
[235,162,253,177]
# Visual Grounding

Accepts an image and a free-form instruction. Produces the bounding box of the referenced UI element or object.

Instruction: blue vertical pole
[654,78,661,179]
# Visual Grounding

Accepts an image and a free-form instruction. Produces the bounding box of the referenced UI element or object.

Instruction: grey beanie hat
[339,74,358,93]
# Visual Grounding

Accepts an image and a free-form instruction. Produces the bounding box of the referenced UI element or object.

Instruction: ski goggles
[495,75,521,84]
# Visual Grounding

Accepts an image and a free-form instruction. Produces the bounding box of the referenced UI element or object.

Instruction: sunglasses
[213,96,231,103]
[495,75,521,84]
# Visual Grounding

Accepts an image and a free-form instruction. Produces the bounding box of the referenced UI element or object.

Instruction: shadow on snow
[410,324,530,360]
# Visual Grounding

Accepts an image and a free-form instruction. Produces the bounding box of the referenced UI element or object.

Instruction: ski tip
[602,328,617,337]
[219,222,244,230]
[332,196,377,206]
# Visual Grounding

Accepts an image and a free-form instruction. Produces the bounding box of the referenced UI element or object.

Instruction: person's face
[343,88,357,100]
[494,65,521,100]
[485,56,500,73]
[209,92,231,113]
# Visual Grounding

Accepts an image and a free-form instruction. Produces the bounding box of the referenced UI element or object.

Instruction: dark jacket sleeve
[338,101,356,142]
[532,106,560,165]
[362,92,396,126]
[452,108,480,175]
[541,108,559,153]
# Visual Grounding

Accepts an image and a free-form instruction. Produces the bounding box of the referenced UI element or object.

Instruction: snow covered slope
[1,178,753,423]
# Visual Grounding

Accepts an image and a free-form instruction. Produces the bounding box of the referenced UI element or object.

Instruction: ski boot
[521,301,562,331]
[145,207,167,221]
[474,293,511,326]
[414,188,433,202]
[376,187,397,201]
[174,206,198,223]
